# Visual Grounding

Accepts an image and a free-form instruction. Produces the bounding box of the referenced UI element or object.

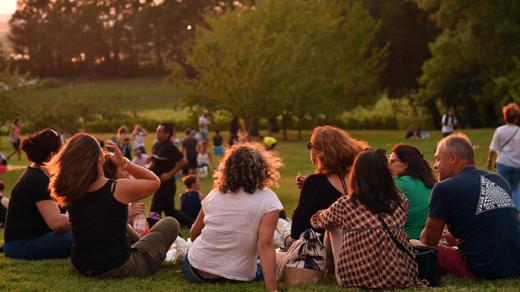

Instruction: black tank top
[68,179,130,275]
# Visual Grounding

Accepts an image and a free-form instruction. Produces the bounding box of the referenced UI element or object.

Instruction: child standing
[180,175,203,221]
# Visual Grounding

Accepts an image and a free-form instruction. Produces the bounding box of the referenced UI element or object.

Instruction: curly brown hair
[214,143,281,194]
[311,126,368,176]
[502,102,520,124]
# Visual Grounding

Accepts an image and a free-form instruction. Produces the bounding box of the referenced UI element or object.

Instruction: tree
[170,0,386,139]
[414,0,520,127]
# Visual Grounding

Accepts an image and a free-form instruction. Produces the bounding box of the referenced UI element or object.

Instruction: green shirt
[394,175,431,240]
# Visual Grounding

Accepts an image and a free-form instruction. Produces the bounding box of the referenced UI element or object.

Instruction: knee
[155,217,180,238]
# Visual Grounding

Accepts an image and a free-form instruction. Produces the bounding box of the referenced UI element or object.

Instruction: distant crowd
[1,105,520,290]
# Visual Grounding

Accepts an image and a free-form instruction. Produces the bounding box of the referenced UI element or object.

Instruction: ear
[447,152,457,164]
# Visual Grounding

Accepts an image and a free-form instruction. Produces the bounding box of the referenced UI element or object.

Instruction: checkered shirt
[311,194,427,289]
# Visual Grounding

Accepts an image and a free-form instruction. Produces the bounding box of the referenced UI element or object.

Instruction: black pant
[150,178,194,228]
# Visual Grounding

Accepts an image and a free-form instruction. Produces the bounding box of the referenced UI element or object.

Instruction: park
[1,0,520,291]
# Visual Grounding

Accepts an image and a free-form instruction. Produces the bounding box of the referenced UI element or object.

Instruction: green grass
[1,129,519,291]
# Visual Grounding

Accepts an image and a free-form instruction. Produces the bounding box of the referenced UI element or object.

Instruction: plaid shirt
[311,194,427,289]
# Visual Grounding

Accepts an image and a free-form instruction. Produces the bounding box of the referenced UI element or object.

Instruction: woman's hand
[105,140,126,168]
[296,173,306,189]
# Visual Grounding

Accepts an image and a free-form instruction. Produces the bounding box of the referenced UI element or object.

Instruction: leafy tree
[170,0,386,139]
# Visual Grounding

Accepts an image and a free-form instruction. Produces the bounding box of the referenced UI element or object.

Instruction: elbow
[258,238,275,252]
[48,217,69,232]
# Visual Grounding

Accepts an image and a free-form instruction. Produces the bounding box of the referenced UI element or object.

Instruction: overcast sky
[0,0,16,15]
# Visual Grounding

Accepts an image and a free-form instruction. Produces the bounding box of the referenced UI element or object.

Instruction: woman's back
[68,180,130,274]
[188,188,282,281]
[395,175,431,239]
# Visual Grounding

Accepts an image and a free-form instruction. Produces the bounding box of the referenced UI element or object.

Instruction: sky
[0,0,16,15]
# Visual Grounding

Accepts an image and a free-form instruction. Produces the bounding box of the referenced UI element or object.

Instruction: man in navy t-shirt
[416,133,520,280]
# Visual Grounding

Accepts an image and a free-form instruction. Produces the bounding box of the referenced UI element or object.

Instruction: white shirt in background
[490,124,520,168]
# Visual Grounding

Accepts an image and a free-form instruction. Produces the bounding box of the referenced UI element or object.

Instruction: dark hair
[103,153,118,179]
[160,122,174,139]
[502,103,520,124]
[117,125,128,135]
[0,180,4,191]
[183,175,198,188]
[391,144,437,188]
[349,149,402,214]
[20,128,62,164]
[48,133,102,206]
[214,143,281,194]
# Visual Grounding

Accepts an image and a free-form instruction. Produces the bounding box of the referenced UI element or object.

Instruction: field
[0,129,519,291]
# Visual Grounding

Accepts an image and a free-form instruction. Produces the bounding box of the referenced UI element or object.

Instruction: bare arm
[420,217,446,247]
[106,140,160,204]
[190,208,205,241]
[487,150,497,170]
[257,210,279,292]
[36,200,70,232]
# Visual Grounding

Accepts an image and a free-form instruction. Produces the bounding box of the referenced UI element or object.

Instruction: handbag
[378,214,440,287]
[276,229,326,284]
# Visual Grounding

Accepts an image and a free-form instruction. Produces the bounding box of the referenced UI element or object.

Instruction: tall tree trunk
[426,99,441,129]
[246,117,259,137]
[297,115,304,140]
[282,112,290,141]
[269,116,279,134]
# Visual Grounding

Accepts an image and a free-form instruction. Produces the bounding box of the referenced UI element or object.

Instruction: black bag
[378,214,441,287]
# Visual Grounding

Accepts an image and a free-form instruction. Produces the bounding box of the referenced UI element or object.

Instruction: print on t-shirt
[476,176,515,215]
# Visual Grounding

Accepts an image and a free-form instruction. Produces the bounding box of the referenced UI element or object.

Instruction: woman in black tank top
[47,133,180,278]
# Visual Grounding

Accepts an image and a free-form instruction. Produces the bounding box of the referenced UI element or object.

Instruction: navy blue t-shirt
[429,166,520,279]
[180,191,201,221]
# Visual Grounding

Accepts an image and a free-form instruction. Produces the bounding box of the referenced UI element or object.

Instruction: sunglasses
[307,141,312,150]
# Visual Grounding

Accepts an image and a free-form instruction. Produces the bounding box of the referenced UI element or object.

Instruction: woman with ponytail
[388,144,437,239]
[4,128,72,260]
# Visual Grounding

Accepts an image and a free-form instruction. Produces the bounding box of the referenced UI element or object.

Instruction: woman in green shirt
[388,144,436,239]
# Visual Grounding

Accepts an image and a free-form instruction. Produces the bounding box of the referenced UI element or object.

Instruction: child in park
[180,175,203,221]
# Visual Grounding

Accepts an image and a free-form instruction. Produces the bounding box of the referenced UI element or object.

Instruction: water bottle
[133,213,147,237]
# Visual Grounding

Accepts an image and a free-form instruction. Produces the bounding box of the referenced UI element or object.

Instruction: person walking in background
[487,102,520,211]
[196,141,213,178]
[48,134,180,278]
[441,107,458,137]
[311,149,426,289]
[7,119,22,161]
[4,128,72,260]
[131,124,148,154]
[388,144,436,239]
[291,126,367,243]
[182,129,198,175]
[416,134,520,280]
[184,143,282,292]
[149,123,192,228]
[213,130,224,156]
[180,175,203,222]
[198,109,210,142]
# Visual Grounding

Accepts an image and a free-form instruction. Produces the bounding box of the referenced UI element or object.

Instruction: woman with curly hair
[290,126,367,242]
[184,143,283,291]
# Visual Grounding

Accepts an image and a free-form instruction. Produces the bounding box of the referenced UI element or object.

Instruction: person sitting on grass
[184,143,283,292]
[180,175,203,222]
[132,148,148,167]
[4,128,72,260]
[388,144,436,240]
[311,148,426,289]
[0,180,9,228]
[48,133,180,278]
[413,133,520,280]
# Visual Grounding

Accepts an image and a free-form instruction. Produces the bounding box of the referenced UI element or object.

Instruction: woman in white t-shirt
[488,102,520,211]
[184,143,282,292]
[131,124,147,154]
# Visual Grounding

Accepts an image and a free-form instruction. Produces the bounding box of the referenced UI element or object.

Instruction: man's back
[430,166,520,279]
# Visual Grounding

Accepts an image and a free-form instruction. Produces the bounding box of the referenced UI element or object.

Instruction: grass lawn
[0,129,519,291]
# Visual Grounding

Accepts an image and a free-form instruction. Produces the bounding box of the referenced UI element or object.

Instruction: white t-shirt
[490,124,520,168]
[441,114,458,133]
[132,154,148,167]
[188,188,283,281]
[197,152,209,166]
[199,116,209,132]
[133,132,145,149]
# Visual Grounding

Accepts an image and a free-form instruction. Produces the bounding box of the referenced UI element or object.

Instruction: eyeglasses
[307,141,312,150]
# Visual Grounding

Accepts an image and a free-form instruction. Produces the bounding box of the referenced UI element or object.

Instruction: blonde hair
[311,126,368,176]
[214,143,281,194]
[48,133,102,206]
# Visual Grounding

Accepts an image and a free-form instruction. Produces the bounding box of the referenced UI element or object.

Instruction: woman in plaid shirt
[311,149,427,289]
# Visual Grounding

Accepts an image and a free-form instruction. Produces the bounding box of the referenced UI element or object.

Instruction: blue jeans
[4,231,73,260]
[497,163,520,211]
[183,255,263,283]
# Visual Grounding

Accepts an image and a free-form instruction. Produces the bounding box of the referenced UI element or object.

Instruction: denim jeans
[496,163,520,211]
[4,231,73,260]
[183,255,263,283]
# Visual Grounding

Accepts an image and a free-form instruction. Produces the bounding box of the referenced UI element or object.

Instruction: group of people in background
[1,103,520,290]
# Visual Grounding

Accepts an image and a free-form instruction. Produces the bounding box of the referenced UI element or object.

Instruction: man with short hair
[416,133,520,279]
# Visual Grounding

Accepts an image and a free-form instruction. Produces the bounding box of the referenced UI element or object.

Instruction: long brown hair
[391,144,437,188]
[48,133,102,207]
[311,126,367,176]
